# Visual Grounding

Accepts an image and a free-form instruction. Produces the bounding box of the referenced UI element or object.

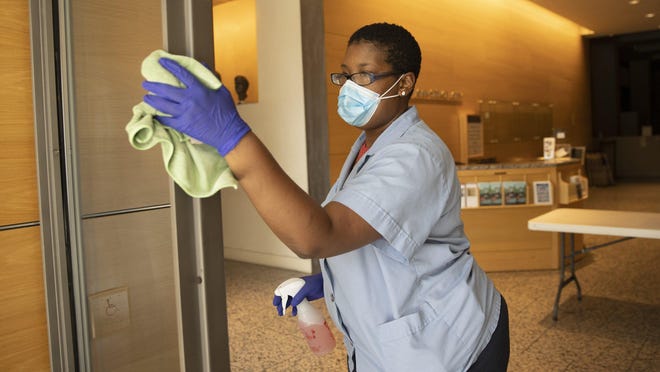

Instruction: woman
[143,22,509,372]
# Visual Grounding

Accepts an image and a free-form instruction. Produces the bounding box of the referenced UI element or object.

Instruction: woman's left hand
[142,57,250,156]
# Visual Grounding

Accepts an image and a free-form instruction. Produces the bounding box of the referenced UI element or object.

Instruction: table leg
[553,233,566,320]
[553,232,581,320]
[570,233,582,301]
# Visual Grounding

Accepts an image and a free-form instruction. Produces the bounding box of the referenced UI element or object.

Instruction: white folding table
[528,208,660,320]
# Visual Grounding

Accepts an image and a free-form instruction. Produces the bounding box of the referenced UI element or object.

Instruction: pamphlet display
[465,183,479,208]
[478,182,502,206]
[503,181,527,205]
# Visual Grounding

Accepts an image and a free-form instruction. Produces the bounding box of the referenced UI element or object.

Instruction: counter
[457,158,586,271]
[457,157,580,170]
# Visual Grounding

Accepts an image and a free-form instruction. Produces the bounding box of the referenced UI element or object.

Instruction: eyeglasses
[330,71,400,86]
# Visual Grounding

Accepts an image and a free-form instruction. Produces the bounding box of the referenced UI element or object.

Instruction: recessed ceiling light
[629,0,639,4]
[645,13,656,18]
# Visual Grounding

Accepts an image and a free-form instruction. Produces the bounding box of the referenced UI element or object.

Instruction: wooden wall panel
[0,1,50,371]
[0,0,39,226]
[324,0,591,181]
[0,227,49,371]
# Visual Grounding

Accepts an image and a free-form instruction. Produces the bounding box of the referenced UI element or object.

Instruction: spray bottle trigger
[281,295,288,316]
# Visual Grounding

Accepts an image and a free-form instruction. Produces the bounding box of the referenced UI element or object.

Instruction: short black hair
[348,23,422,78]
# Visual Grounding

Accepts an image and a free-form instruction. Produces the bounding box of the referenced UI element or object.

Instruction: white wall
[221,0,312,273]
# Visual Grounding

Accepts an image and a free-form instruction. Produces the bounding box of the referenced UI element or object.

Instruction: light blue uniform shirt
[320,107,500,372]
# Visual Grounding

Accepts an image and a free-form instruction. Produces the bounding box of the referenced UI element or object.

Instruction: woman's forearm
[224,132,380,258]
[225,133,334,258]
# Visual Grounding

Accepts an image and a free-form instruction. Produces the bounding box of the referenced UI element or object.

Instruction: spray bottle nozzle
[274,278,306,316]
[274,277,336,355]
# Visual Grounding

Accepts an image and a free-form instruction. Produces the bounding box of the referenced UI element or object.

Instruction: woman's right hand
[273,273,324,316]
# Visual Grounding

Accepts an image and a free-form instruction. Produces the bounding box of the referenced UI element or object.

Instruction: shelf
[558,174,589,205]
[461,178,554,209]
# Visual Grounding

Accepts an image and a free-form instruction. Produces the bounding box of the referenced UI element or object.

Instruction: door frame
[30,1,77,370]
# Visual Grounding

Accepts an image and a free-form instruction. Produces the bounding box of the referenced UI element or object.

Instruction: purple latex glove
[273,273,324,316]
[142,58,250,156]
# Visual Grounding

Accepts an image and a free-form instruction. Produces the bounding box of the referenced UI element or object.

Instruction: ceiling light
[646,13,656,18]
[628,0,639,4]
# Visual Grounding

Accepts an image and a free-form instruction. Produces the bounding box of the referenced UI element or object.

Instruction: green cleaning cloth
[125,49,238,197]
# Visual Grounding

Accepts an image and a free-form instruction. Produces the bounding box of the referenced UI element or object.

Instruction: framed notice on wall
[466,114,483,158]
[533,181,553,205]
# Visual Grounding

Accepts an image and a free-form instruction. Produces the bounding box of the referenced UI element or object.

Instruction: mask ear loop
[379,74,406,100]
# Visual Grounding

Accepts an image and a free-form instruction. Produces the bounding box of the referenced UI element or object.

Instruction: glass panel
[480,100,554,144]
[83,210,178,371]
[71,0,170,215]
[68,0,180,370]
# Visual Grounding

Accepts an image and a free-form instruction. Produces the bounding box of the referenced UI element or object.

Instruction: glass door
[31,0,230,370]
[65,0,179,370]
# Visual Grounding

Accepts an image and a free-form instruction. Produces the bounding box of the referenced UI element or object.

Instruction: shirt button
[330,293,335,302]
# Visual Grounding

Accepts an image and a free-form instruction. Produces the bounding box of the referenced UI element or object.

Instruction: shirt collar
[365,106,420,156]
[336,106,421,186]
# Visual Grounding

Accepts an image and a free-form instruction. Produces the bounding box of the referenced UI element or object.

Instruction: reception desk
[457,158,586,271]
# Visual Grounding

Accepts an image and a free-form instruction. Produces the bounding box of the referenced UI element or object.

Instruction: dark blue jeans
[467,295,510,371]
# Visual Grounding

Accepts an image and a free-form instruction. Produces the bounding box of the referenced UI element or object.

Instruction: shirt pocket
[375,300,473,371]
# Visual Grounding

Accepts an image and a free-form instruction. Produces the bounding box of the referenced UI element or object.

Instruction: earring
[401,91,406,96]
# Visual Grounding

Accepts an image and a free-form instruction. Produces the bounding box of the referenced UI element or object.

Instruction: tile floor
[224,180,660,371]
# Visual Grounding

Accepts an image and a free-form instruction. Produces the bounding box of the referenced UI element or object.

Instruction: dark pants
[467,295,510,371]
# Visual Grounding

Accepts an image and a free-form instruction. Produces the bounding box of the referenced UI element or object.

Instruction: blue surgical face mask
[337,74,404,127]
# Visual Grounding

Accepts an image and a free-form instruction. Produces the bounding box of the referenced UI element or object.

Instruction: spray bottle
[274,278,336,356]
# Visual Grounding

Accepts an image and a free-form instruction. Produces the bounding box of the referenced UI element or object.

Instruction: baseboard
[224,246,312,274]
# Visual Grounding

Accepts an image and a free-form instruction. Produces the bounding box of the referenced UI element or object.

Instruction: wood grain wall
[0,228,49,370]
[0,1,50,371]
[324,0,591,180]
[0,2,40,225]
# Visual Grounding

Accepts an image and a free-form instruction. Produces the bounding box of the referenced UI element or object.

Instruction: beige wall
[324,0,592,180]
[213,0,259,104]
[0,1,50,370]
[221,0,312,273]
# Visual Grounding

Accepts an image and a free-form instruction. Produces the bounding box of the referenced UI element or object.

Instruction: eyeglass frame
[329,71,401,86]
